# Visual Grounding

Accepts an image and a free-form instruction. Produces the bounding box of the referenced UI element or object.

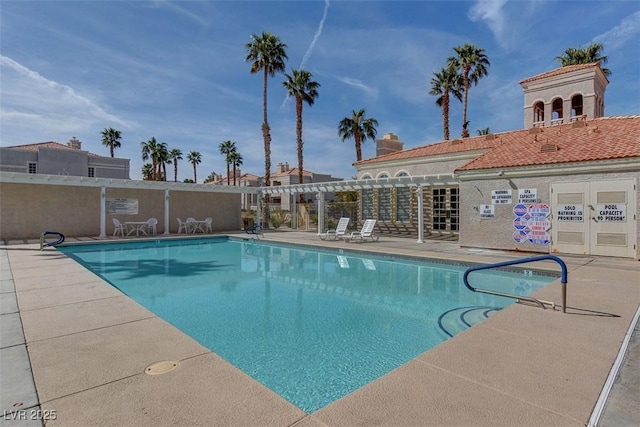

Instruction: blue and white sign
[513,230,528,243]
[513,204,528,217]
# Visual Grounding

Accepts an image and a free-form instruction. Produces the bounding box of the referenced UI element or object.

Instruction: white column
[316,192,325,235]
[416,185,424,243]
[291,194,298,229]
[164,190,170,235]
[256,193,262,227]
[99,186,107,238]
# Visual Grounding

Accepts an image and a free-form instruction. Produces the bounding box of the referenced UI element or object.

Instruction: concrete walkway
[1,231,638,426]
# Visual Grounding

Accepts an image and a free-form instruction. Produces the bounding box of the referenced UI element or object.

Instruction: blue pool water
[59,238,555,413]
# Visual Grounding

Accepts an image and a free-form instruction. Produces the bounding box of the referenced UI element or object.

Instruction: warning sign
[491,190,512,205]
[513,202,551,245]
[557,204,584,222]
[480,204,494,219]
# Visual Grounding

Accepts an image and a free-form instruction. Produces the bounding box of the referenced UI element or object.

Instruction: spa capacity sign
[512,203,551,245]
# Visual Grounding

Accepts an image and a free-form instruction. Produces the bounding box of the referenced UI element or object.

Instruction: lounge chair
[344,219,379,242]
[319,217,350,240]
[203,217,213,233]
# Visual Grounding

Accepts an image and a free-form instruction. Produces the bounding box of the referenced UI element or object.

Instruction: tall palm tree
[141,137,160,180]
[448,43,490,138]
[556,42,611,76]
[245,31,288,189]
[169,148,183,182]
[283,68,320,198]
[429,66,463,140]
[155,142,169,181]
[187,151,202,183]
[229,151,243,186]
[338,109,379,162]
[218,140,237,185]
[101,128,122,157]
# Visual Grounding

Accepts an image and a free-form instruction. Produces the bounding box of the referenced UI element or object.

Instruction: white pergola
[0,172,459,243]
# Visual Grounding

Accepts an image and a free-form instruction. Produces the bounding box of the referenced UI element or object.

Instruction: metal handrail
[463,255,568,313]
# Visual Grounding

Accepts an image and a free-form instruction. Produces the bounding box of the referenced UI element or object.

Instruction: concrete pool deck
[1,231,638,426]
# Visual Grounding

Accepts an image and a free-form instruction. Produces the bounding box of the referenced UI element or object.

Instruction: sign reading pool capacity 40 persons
[596,204,627,222]
[512,203,551,245]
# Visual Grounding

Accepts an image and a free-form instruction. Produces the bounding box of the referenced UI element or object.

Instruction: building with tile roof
[352,63,639,258]
[0,137,130,179]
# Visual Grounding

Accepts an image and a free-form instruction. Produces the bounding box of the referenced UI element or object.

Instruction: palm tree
[155,142,169,181]
[245,31,288,189]
[283,69,320,198]
[187,151,202,183]
[101,128,122,157]
[229,151,243,186]
[218,140,237,185]
[448,44,490,138]
[556,43,611,76]
[429,66,463,140]
[169,148,183,182]
[477,127,491,136]
[338,109,379,162]
[141,163,153,181]
[141,137,160,180]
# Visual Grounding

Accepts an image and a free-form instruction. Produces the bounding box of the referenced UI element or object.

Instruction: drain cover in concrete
[145,361,178,375]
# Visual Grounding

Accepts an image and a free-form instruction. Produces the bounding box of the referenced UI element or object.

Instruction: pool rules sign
[513,203,551,245]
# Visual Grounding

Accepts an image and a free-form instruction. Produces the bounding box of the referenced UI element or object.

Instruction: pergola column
[164,190,170,235]
[416,184,424,243]
[316,192,325,235]
[99,186,106,238]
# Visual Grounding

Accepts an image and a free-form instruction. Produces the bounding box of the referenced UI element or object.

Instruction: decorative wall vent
[484,134,497,140]
[529,127,542,134]
[450,139,462,145]
[571,119,587,128]
[588,126,600,134]
[540,143,558,153]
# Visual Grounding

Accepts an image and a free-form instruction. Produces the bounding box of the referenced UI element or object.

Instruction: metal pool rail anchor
[40,231,65,250]
[463,255,568,313]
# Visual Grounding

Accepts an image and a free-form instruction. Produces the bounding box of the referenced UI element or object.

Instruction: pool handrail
[40,231,65,250]
[462,255,568,313]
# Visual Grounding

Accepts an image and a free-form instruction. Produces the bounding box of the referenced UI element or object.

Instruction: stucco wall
[0,182,241,240]
[459,171,639,256]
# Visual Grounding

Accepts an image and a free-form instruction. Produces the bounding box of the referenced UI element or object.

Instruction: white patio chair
[203,217,213,233]
[113,218,125,237]
[177,218,189,234]
[186,217,197,234]
[146,217,158,235]
[344,219,379,243]
[319,217,350,240]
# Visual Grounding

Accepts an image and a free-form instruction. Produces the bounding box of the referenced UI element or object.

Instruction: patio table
[125,221,148,236]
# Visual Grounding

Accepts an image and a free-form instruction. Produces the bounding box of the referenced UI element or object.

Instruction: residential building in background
[0,137,130,179]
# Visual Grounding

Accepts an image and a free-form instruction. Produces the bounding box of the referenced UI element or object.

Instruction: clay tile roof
[457,116,640,171]
[5,141,103,157]
[518,63,602,84]
[271,167,313,177]
[5,142,71,151]
[354,135,501,166]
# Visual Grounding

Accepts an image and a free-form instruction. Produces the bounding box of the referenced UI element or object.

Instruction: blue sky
[1,1,639,182]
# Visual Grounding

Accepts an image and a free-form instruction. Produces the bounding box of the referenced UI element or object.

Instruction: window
[88,167,95,177]
[533,101,544,124]
[378,188,391,220]
[432,188,447,230]
[28,162,37,174]
[361,189,374,219]
[450,188,459,231]
[552,98,563,122]
[571,95,583,117]
[396,187,411,221]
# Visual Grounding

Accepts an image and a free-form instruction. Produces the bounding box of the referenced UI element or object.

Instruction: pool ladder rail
[40,231,65,250]
[463,255,568,313]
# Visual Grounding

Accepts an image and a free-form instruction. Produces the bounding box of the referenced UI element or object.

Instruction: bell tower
[519,63,608,129]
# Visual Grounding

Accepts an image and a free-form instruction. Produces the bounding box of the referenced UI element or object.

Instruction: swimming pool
[59,237,555,413]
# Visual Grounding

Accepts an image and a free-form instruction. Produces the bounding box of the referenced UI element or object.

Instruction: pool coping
[2,231,639,426]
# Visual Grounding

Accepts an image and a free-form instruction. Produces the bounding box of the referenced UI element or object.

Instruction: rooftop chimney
[376,133,404,156]
[67,137,82,150]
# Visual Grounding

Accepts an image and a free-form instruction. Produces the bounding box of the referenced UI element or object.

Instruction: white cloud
[593,10,640,50]
[468,0,509,48]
